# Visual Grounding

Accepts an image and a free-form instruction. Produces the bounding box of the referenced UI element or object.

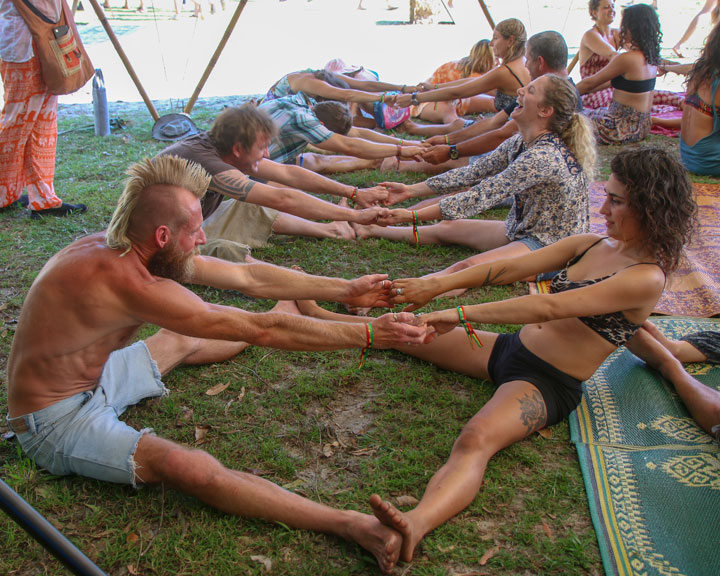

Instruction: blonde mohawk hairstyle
[106,156,211,254]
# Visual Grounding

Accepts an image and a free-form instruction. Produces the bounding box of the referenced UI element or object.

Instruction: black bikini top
[549,238,663,347]
[610,75,656,93]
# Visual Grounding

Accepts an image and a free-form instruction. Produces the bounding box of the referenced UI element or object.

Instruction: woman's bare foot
[379,156,400,172]
[295,298,325,318]
[350,222,378,239]
[369,494,419,563]
[326,220,356,240]
[642,321,682,357]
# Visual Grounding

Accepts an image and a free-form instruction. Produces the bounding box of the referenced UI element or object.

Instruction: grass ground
[0,99,718,576]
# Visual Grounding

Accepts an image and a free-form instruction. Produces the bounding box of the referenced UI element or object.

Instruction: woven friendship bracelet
[457,306,483,348]
[412,210,420,247]
[358,323,374,368]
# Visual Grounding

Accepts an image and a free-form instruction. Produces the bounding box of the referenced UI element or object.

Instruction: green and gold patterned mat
[570,317,720,576]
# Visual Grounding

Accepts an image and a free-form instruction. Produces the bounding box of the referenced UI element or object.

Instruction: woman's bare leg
[353,219,510,251]
[379,156,467,175]
[371,377,548,563]
[272,213,356,241]
[299,153,381,174]
[463,94,497,114]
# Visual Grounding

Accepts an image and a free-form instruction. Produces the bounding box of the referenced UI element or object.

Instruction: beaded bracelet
[412,210,420,247]
[457,306,483,348]
[380,92,386,103]
[358,323,374,368]
[445,134,450,145]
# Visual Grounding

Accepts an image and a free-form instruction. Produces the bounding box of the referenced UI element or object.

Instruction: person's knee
[451,419,495,458]
[160,445,225,491]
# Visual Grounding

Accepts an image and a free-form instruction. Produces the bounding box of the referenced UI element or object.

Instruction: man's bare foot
[270,300,302,315]
[369,494,418,563]
[345,511,402,574]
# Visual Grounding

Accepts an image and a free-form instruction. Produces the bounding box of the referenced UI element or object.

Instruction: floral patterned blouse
[431,132,590,247]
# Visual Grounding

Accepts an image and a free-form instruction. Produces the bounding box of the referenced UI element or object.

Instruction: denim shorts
[8,342,166,486]
[515,236,560,282]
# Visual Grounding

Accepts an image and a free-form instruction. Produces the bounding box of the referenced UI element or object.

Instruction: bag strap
[19,0,58,24]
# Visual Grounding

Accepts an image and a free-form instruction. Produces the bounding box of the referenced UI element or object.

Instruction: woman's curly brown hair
[610,148,697,274]
[620,4,661,66]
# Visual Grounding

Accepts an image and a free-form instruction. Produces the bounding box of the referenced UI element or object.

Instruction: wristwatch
[449,144,459,160]
[411,92,420,106]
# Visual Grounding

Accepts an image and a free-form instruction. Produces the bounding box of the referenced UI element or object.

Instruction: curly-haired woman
[578,3,661,143]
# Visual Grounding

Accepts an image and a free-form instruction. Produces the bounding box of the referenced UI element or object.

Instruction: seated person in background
[578,0,621,110]
[578,0,684,115]
[259,95,425,174]
[679,20,720,176]
[414,31,574,173]
[5,155,430,574]
[298,147,697,567]
[629,323,720,440]
[159,104,391,260]
[393,19,530,124]
[356,75,595,286]
[578,4,660,144]
[401,39,497,137]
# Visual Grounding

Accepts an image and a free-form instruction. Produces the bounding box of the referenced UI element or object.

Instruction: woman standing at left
[0,0,87,218]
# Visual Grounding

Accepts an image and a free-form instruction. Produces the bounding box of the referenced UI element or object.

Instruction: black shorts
[487,332,583,426]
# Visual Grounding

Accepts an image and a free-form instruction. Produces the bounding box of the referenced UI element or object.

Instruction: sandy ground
[3,0,713,115]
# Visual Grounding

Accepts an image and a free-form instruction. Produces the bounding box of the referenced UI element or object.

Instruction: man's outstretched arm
[191,256,392,308]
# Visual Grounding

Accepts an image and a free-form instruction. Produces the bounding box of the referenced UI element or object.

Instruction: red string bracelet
[412,210,420,247]
[358,323,374,368]
[457,306,483,348]
[349,187,357,204]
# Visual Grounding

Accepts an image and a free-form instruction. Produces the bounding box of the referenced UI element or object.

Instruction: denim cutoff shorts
[515,236,560,282]
[8,341,166,486]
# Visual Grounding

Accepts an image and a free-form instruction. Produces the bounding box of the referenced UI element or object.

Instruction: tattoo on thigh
[211,173,255,201]
[517,390,547,433]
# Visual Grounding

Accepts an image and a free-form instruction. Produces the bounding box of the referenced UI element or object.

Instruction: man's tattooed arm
[211,171,255,202]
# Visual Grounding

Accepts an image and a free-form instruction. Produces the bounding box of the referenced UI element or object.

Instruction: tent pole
[476,0,495,29]
[184,0,249,115]
[86,0,159,121]
[0,478,107,576]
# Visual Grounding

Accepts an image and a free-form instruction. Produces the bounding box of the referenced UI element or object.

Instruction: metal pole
[184,0,249,114]
[0,478,107,576]
[85,0,160,121]
[476,0,495,29]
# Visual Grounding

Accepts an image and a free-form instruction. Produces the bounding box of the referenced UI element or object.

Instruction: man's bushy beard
[147,242,198,283]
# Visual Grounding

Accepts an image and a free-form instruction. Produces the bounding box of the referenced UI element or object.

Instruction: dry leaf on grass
[537,428,553,439]
[395,495,419,507]
[205,381,230,396]
[126,532,139,546]
[479,545,500,566]
[194,425,211,445]
[322,441,339,458]
[541,518,554,539]
[127,564,139,575]
[251,554,273,572]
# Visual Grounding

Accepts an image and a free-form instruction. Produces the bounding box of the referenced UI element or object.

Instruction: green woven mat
[569,317,720,576]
